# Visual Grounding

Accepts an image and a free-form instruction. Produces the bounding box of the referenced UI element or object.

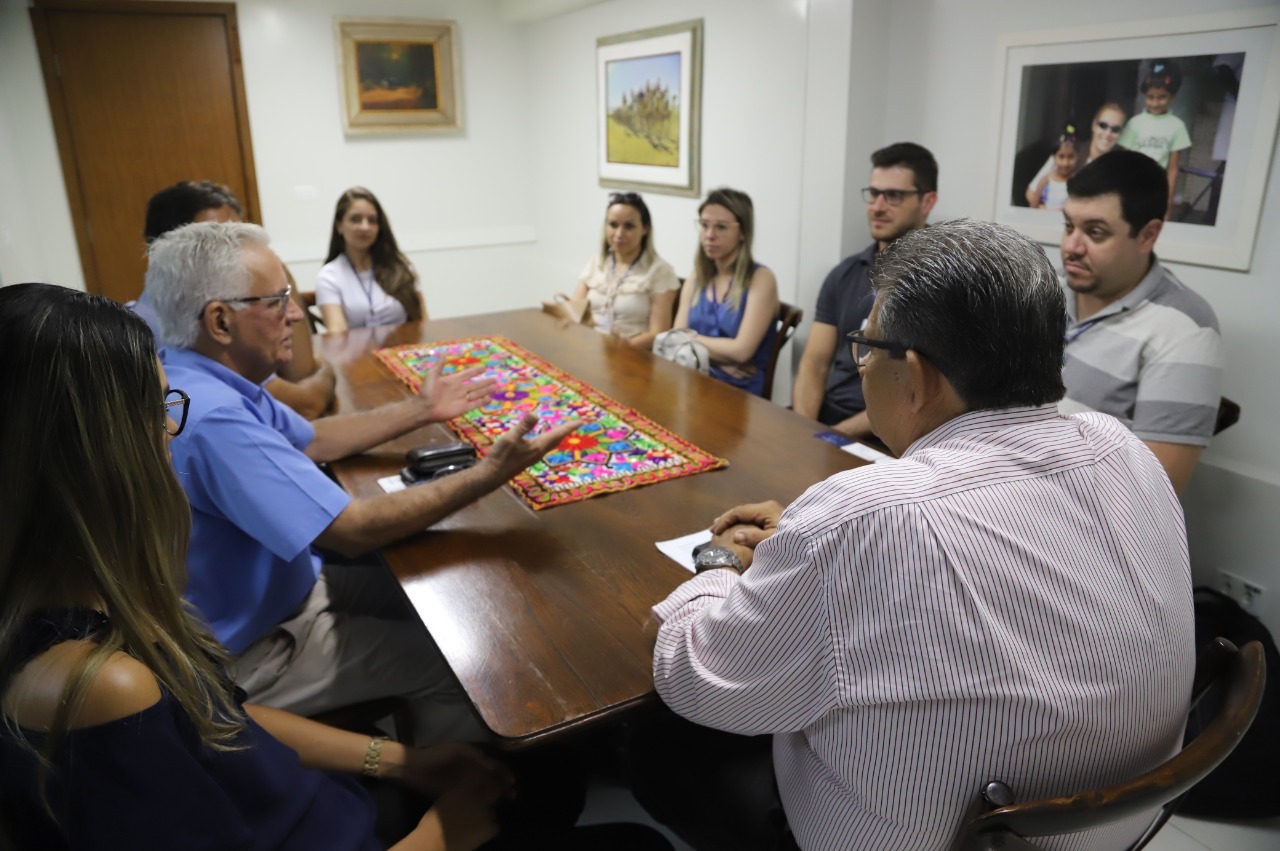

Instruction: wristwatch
[694,545,744,575]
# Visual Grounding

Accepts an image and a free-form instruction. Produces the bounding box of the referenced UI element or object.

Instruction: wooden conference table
[317,308,865,747]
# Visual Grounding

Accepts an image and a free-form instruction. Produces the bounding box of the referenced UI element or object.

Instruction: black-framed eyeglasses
[848,331,911,365]
[861,187,922,206]
[202,284,293,318]
[164,388,191,437]
[609,191,642,204]
[1095,120,1123,133]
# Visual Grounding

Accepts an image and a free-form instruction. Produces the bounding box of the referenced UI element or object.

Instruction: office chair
[955,637,1266,851]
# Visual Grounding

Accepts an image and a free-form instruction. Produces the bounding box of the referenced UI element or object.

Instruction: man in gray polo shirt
[1059,149,1223,493]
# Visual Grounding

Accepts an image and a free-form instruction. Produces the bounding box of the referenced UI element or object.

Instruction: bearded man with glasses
[146,222,577,745]
[792,142,938,442]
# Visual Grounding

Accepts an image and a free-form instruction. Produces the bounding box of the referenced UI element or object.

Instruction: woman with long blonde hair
[673,187,779,396]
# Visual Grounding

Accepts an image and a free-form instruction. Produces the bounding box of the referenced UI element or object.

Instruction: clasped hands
[707,500,784,571]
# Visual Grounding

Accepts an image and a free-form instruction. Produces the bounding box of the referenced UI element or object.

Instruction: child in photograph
[1118,59,1191,213]
[1026,126,1078,210]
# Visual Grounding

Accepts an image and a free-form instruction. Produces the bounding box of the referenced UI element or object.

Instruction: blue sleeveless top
[686,264,777,396]
[0,609,380,851]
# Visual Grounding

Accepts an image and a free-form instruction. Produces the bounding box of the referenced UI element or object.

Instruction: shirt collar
[902,404,1062,458]
[159,346,269,402]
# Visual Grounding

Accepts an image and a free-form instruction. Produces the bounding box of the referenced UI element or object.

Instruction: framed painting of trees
[597,20,702,197]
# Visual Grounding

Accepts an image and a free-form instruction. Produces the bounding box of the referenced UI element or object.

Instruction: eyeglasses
[201,284,294,319]
[609,192,642,204]
[221,283,293,313]
[164,388,191,436]
[1095,120,1123,133]
[848,331,911,365]
[861,187,922,206]
[696,219,739,235]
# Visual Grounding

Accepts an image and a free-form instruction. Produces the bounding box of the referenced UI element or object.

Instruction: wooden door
[32,1,259,302]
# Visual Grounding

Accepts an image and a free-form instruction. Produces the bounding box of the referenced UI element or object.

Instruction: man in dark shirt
[792,143,937,438]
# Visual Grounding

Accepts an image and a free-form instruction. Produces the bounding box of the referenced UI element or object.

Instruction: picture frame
[992,7,1280,271]
[597,19,703,198]
[335,18,462,134]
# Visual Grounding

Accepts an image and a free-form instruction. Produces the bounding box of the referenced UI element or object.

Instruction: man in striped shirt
[1059,149,1223,494]
[649,219,1195,850]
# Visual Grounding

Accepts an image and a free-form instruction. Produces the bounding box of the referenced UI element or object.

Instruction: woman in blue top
[0,285,670,851]
[674,187,779,396]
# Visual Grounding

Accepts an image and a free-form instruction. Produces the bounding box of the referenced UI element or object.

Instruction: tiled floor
[581,776,1280,851]
[579,778,692,851]
[1146,815,1280,851]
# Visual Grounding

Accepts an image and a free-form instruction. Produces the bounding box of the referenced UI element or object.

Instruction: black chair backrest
[956,638,1266,851]
[1214,397,1241,435]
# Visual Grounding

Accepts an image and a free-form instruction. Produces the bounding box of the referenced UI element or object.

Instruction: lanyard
[706,273,731,335]
[601,254,640,330]
[344,254,378,321]
[607,254,641,303]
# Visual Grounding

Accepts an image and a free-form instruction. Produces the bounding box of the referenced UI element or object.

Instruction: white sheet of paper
[378,474,406,493]
[656,529,713,573]
[842,442,890,463]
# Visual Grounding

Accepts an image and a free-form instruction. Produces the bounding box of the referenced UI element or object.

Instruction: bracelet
[362,735,389,778]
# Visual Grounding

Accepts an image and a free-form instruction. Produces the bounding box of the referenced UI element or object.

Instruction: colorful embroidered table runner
[374,336,728,509]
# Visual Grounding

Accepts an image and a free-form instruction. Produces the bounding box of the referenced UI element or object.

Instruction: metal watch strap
[695,545,743,574]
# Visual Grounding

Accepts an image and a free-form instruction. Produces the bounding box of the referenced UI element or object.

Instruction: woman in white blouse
[316,187,425,331]
[571,192,679,350]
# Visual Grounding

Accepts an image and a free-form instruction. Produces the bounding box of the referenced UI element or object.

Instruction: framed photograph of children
[597,19,703,198]
[335,18,462,134]
[992,7,1280,271]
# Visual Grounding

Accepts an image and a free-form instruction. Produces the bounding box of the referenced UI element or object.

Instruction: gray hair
[145,221,270,347]
[872,218,1066,410]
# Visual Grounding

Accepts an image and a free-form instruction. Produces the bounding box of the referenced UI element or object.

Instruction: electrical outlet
[1217,570,1265,615]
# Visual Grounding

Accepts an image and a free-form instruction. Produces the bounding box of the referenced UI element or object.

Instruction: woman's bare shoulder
[748,264,779,300]
[3,642,162,731]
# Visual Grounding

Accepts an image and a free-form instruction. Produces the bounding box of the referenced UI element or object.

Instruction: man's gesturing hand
[480,413,582,482]
[417,359,499,423]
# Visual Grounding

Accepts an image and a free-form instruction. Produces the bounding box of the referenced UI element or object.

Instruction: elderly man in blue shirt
[148,221,577,743]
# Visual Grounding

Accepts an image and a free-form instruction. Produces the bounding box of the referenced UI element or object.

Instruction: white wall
[0,0,84,290]
[242,0,550,318]
[877,0,1280,632]
[523,0,843,402]
[0,0,542,318]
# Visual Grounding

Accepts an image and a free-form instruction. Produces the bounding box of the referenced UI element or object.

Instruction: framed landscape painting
[336,18,462,134]
[597,19,703,197]
[992,7,1280,271]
